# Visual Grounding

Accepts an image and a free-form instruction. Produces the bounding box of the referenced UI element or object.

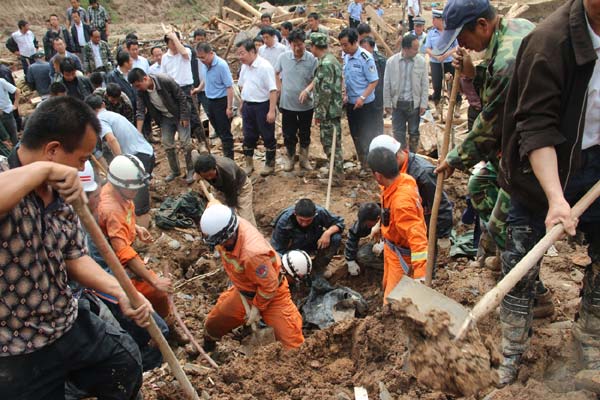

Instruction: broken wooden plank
[213,17,241,32]
[223,6,254,22]
[229,0,262,18]
[364,5,395,34]
[370,27,394,57]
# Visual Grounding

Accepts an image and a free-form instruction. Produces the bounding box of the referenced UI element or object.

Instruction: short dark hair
[49,82,67,96]
[294,198,316,218]
[49,13,59,19]
[116,50,130,67]
[307,12,320,20]
[59,57,77,73]
[367,147,399,179]
[358,202,381,223]
[84,94,104,110]
[462,6,497,32]
[89,0,98,4]
[106,83,122,98]
[18,20,28,29]
[193,29,207,38]
[338,28,359,44]
[194,153,217,173]
[261,13,272,21]
[402,34,418,49]
[53,37,64,45]
[260,27,277,37]
[196,42,212,54]
[72,9,81,18]
[281,22,293,31]
[90,28,100,37]
[125,32,138,41]
[150,45,162,55]
[237,39,256,52]
[359,36,376,49]
[357,23,372,35]
[126,40,139,49]
[288,29,306,43]
[89,71,104,87]
[21,96,100,153]
[127,68,147,84]
[164,31,181,44]
[253,36,264,44]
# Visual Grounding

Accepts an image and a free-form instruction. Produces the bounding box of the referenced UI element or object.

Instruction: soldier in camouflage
[305,33,344,178]
[432,0,554,386]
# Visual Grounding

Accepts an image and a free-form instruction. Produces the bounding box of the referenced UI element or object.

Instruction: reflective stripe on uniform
[222,252,245,273]
[411,251,428,263]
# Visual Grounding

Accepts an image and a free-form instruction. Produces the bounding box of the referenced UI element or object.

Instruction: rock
[183,234,195,242]
[575,370,600,393]
[168,239,181,250]
[570,269,585,283]
[379,382,393,400]
[309,360,321,369]
[343,161,356,169]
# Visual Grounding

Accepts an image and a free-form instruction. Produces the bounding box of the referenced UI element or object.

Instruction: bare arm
[169,32,189,59]
[104,132,122,156]
[12,88,20,111]
[362,80,378,100]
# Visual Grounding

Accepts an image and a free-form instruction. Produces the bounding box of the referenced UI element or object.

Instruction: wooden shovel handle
[455,179,600,340]
[198,179,215,202]
[424,67,462,286]
[72,196,200,399]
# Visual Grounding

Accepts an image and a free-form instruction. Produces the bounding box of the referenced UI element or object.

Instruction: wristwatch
[359,95,366,100]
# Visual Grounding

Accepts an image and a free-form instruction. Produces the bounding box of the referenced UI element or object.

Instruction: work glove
[347,260,360,276]
[367,221,381,242]
[246,305,261,326]
[372,240,384,256]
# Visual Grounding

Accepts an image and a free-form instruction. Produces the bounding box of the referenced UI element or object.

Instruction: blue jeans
[391,101,420,150]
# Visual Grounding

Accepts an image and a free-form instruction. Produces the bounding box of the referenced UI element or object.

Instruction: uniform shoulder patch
[255,264,268,279]
[360,51,370,61]
[368,65,376,73]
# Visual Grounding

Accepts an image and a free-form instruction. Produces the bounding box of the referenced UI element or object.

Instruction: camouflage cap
[310,32,328,47]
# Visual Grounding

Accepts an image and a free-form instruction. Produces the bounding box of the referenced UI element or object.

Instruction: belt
[383,238,412,275]
[244,100,269,105]
[239,274,286,299]
[180,84,194,91]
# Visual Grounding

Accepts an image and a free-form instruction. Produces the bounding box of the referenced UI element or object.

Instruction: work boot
[260,149,276,176]
[165,149,181,182]
[282,150,295,172]
[243,156,254,175]
[497,295,533,387]
[202,335,217,352]
[533,281,555,319]
[469,228,496,268]
[298,147,313,170]
[408,136,420,153]
[573,262,600,371]
[184,149,195,184]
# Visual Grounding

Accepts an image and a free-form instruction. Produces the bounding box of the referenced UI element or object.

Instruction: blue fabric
[202,55,233,100]
[348,2,362,21]
[423,28,456,63]
[343,48,379,104]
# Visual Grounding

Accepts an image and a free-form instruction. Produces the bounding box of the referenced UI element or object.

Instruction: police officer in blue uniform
[423,9,461,114]
[338,28,379,167]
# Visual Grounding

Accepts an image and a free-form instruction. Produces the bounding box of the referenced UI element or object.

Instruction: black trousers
[281,108,314,155]
[349,18,361,28]
[0,297,142,400]
[207,96,234,159]
[430,62,462,103]
[133,152,155,215]
[346,101,379,165]
[180,84,205,143]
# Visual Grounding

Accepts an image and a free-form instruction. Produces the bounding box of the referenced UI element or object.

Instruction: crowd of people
[0,0,598,397]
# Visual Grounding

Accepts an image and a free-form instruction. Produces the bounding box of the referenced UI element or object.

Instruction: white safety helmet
[369,134,401,154]
[79,160,98,192]
[107,154,150,190]
[282,250,312,279]
[200,204,239,246]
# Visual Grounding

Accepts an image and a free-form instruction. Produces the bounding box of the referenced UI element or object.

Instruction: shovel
[238,292,276,354]
[387,179,600,340]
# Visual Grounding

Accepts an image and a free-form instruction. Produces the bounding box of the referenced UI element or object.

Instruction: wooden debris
[223,6,254,22]
[229,0,262,18]
[364,5,395,34]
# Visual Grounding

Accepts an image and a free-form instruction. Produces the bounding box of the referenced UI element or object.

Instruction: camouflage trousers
[467,161,510,250]
[320,117,344,173]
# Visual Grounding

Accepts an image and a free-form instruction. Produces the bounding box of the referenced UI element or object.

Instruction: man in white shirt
[407,0,421,31]
[0,78,20,145]
[127,40,149,73]
[70,11,90,63]
[258,27,288,67]
[161,31,205,149]
[148,46,162,75]
[237,39,278,176]
[11,20,38,75]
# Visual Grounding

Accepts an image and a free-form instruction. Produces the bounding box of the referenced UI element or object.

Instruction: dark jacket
[184,44,200,88]
[271,205,345,255]
[43,27,74,60]
[62,76,93,100]
[70,23,92,53]
[499,0,597,211]
[372,50,387,110]
[26,61,52,96]
[134,74,190,123]
[205,155,247,207]
[106,68,136,110]
[344,220,371,261]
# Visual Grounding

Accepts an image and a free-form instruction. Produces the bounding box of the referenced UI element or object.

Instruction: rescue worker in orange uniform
[200,203,304,351]
[96,155,188,343]
[367,147,429,302]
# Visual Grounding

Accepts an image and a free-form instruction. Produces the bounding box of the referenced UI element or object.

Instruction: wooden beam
[223,6,254,22]
[229,0,262,18]
[371,27,393,57]
[364,5,395,34]
[213,17,241,32]
[273,17,304,28]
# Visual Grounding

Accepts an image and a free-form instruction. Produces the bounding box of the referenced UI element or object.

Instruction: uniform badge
[369,65,375,73]
[255,264,268,278]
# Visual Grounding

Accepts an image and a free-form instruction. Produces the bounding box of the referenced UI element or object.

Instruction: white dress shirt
[132,56,150,73]
[238,56,277,103]
[161,48,193,86]
[11,30,36,57]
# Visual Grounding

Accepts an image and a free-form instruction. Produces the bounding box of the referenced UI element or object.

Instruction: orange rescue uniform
[204,218,304,349]
[97,183,170,317]
[380,173,429,302]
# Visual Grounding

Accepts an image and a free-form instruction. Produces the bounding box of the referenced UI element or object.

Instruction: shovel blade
[387,276,469,338]
[240,326,276,355]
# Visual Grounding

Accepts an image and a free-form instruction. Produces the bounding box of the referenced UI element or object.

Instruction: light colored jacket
[383,52,428,110]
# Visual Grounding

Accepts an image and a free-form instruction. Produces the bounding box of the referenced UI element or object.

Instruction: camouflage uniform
[311,33,344,174]
[445,18,535,251]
